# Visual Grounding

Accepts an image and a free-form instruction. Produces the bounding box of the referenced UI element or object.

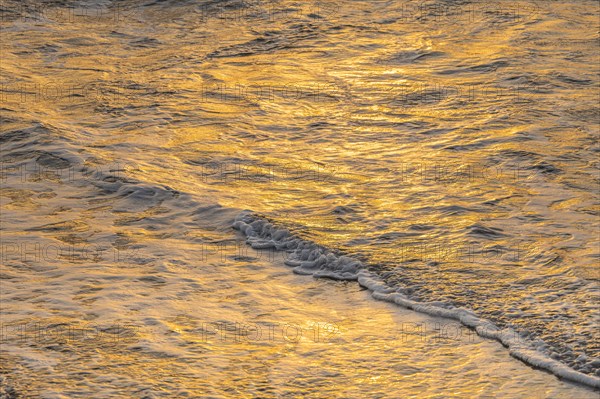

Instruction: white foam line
[233,211,600,389]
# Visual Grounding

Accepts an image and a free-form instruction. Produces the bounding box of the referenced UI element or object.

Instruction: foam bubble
[234,211,363,280]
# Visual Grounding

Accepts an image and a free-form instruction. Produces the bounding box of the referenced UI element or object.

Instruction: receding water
[1,0,599,397]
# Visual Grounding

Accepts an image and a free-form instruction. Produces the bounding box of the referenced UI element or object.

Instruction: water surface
[1,0,599,396]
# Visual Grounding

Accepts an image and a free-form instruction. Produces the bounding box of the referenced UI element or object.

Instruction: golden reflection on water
[1,0,599,397]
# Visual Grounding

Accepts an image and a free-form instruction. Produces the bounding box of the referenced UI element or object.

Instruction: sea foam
[233,210,600,389]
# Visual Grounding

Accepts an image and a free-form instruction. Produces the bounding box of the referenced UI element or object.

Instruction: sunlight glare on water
[0,0,599,397]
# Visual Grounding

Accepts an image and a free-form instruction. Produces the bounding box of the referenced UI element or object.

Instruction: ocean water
[1,0,599,397]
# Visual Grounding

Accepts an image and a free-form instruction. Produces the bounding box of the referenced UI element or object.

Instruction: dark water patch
[35,152,72,169]
[438,205,479,216]
[437,60,509,75]
[27,220,89,233]
[482,195,518,206]
[407,224,437,231]
[129,37,161,48]
[0,124,53,145]
[552,73,594,85]
[380,50,446,65]
[58,37,98,47]
[0,129,35,144]
[376,231,422,241]
[467,224,505,238]
[527,161,562,175]
[496,149,542,162]
[331,205,355,214]
[442,138,500,151]
[137,275,166,285]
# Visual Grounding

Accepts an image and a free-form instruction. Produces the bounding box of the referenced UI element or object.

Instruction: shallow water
[1,226,597,398]
[1,0,599,397]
